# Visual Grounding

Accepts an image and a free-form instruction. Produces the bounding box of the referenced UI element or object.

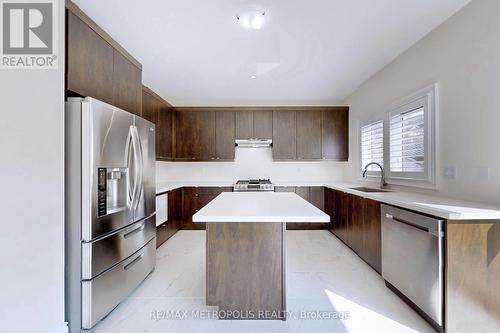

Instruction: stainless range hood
[235,139,272,148]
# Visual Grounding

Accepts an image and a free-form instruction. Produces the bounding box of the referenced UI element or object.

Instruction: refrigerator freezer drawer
[81,238,156,330]
[82,214,156,279]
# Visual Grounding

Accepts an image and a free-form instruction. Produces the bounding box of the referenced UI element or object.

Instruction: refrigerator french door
[65,97,156,332]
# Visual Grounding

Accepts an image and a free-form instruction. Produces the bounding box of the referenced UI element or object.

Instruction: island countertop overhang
[192,192,330,223]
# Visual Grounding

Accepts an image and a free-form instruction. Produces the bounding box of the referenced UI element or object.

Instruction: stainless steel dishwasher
[381,204,444,331]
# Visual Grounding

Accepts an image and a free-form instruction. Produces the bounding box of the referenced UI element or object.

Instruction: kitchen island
[193,192,329,320]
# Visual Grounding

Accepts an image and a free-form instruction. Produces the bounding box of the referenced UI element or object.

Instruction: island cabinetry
[206,222,285,319]
[445,220,500,333]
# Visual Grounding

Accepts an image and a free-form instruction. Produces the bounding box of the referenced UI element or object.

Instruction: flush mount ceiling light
[236,7,266,31]
[250,75,257,79]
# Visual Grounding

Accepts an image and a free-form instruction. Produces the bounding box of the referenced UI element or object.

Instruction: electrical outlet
[477,166,491,181]
[443,166,457,180]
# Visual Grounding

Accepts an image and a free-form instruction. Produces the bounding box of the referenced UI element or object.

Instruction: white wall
[0,1,66,333]
[344,0,500,205]
[157,148,345,184]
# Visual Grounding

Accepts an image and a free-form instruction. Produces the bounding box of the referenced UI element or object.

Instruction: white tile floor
[93,230,435,333]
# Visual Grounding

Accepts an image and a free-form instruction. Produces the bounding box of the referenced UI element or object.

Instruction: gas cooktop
[233,179,274,192]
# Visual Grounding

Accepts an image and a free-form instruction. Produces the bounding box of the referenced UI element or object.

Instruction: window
[360,120,384,174]
[359,84,436,187]
[390,107,425,173]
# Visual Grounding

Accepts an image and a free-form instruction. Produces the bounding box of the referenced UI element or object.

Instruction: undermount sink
[349,186,391,193]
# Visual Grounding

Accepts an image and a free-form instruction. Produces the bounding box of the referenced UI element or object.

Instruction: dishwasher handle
[385,212,444,238]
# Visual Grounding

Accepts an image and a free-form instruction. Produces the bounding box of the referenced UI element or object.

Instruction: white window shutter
[361,120,384,172]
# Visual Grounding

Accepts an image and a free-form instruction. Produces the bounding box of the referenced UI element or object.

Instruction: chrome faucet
[362,162,387,188]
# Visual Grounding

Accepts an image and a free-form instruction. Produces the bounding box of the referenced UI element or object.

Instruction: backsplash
[156,148,345,183]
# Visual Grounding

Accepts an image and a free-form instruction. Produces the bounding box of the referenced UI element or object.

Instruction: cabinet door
[215,111,235,160]
[295,187,310,201]
[175,111,215,160]
[362,199,381,273]
[348,194,364,254]
[141,90,158,124]
[157,105,173,160]
[322,109,348,160]
[112,50,142,115]
[336,191,350,244]
[168,188,183,231]
[235,111,254,139]
[181,187,197,226]
[253,111,273,139]
[309,187,325,211]
[274,186,296,193]
[273,111,297,160]
[66,11,114,104]
[324,188,334,226]
[297,110,322,160]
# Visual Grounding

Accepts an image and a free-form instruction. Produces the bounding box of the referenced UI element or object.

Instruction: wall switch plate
[443,166,457,180]
[477,166,491,181]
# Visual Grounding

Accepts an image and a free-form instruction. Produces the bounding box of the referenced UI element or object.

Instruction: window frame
[359,119,384,178]
[359,84,437,188]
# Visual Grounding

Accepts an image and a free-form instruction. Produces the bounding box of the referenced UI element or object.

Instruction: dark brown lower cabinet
[362,199,381,273]
[156,187,183,248]
[330,189,381,273]
[274,186,329,230]
[332,190,350,245]
[348,194,364,254]
[182,187,232,230]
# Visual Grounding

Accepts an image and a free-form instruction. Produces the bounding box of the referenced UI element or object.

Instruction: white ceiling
[73,0,470,106]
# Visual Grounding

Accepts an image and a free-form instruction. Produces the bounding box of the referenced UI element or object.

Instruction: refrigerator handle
[132,126,144,210]
[125,126,135,209]
[130,126,142,210]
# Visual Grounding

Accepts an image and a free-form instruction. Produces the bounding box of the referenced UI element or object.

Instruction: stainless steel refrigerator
[65,97,156,332]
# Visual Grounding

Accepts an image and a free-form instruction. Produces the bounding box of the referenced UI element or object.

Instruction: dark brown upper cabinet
[112,50,142,115]
[66,3,142,115]
[175,111,216,160]
[142,86,173,160]
[235,110,273,139]
[235,111,254,139]
[296,110,322,160]
[66,11,114,105]
[322,108,349,161]
[272,111,297,160]
[215,111,236,160]
[157,105,173,160]
[253,111,273,139]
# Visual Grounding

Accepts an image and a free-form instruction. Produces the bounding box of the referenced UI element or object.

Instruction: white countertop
[325,182,500,220]
[157,181,500,220]
[192,192,330,223]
